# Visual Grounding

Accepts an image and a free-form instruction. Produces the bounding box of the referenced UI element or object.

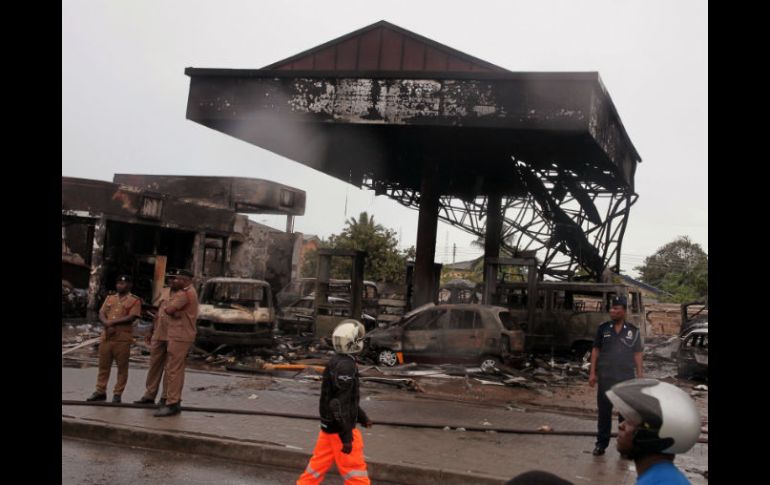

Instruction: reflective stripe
[305,465,321,479]
[342,469,369,480]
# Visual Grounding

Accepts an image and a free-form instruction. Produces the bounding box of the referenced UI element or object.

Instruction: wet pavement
[62,364,708,484]
[63,437,346,484]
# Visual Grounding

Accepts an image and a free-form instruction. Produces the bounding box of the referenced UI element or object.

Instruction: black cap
[116,274,132,283]
[168,268,194,278]
[611,296,628,308]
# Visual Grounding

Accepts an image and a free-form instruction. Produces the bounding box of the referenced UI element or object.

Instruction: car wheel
[480,355,502,373]
[378,349,399,367]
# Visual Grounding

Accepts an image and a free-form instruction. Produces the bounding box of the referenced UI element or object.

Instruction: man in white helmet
[297,320,373,485]
[606,378,701,484]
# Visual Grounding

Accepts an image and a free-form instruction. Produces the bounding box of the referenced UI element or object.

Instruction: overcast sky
[62,0,707,277]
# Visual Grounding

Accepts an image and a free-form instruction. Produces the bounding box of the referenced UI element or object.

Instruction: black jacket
[319,353,370,444]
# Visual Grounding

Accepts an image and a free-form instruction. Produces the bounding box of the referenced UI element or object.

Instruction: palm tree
[344,212,384,233]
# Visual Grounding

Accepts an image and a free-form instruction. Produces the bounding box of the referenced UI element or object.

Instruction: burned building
[61,175,306,319]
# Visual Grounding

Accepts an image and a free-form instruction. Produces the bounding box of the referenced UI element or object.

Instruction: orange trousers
[297,428,369,485]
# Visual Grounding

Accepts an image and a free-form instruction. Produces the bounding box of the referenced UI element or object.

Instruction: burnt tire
[377,349,399,367]
[480,355,502,373]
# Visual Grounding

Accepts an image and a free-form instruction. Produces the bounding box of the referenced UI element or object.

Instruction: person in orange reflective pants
[297,320,372,485]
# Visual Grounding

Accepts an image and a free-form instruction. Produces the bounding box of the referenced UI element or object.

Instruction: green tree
[301,212,413,284]
[634,236,708,303]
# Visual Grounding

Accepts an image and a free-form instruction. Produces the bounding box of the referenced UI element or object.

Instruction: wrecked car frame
[365,303,525,369]
[196,277,275,347]
[276,295,377,334]
[494,280,646,358]
[675,322,708,380]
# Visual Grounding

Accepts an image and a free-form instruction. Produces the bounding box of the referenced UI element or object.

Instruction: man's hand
[341,442,352,454]
[589,373,596,387]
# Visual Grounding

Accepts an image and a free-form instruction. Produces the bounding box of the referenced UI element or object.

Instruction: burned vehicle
[276,296,377,334]
[365,303,525,370]
[675,300,708,380]
[493,280,646,359]
[438,279,482,304]
[276,277,379,317]
[195,278,275,347]
[675,322,708,380]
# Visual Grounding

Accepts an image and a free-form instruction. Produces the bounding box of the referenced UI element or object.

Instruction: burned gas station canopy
[186,21,638,196]
[185,20,641,292]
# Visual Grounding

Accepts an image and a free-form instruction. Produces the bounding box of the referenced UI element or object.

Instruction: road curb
[62,417,506,485]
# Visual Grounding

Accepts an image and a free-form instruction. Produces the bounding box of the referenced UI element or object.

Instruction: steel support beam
[413,163,441,307]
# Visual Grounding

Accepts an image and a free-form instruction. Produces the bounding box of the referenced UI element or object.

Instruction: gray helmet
[332,320,366,354]
[606,378,700,455]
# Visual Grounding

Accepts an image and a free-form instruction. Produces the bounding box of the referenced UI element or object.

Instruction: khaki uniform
[142,285,199,405]
[95,292,141,396]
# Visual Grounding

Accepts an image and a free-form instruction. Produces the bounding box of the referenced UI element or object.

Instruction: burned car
[195,278,275,347]
[365,303,524,370]
[276,277,380,321]
[276,278,378,306]
[675,321,708,380]
[438,279,482,304]
[276,295,377,334]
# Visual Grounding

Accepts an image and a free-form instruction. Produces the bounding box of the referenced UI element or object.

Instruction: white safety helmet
[332,320,366,354]
[606,378,701,455]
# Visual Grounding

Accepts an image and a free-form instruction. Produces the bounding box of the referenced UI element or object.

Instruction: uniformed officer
[133,269,199,417]
[86,275,142,403]
[588,295,643,456]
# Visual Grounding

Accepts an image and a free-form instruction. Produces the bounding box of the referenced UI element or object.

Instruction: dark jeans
[596,379,627,449]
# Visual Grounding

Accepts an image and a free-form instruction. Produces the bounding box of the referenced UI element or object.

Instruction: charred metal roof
[112,174,305,216]
[61,177,236,234]
[184,21,642,281]
[263,20,508,73]
[185,20,640,196]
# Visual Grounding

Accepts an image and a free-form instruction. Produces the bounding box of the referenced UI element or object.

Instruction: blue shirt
[637,461,691,485]
[593,320,642,382]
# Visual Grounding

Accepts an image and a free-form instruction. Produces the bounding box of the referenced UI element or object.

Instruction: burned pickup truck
[195,277,275,348]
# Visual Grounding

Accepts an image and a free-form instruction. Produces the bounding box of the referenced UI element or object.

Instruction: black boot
[86,392,106,402]
[112,395,122,403]
[153,403,181,417]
